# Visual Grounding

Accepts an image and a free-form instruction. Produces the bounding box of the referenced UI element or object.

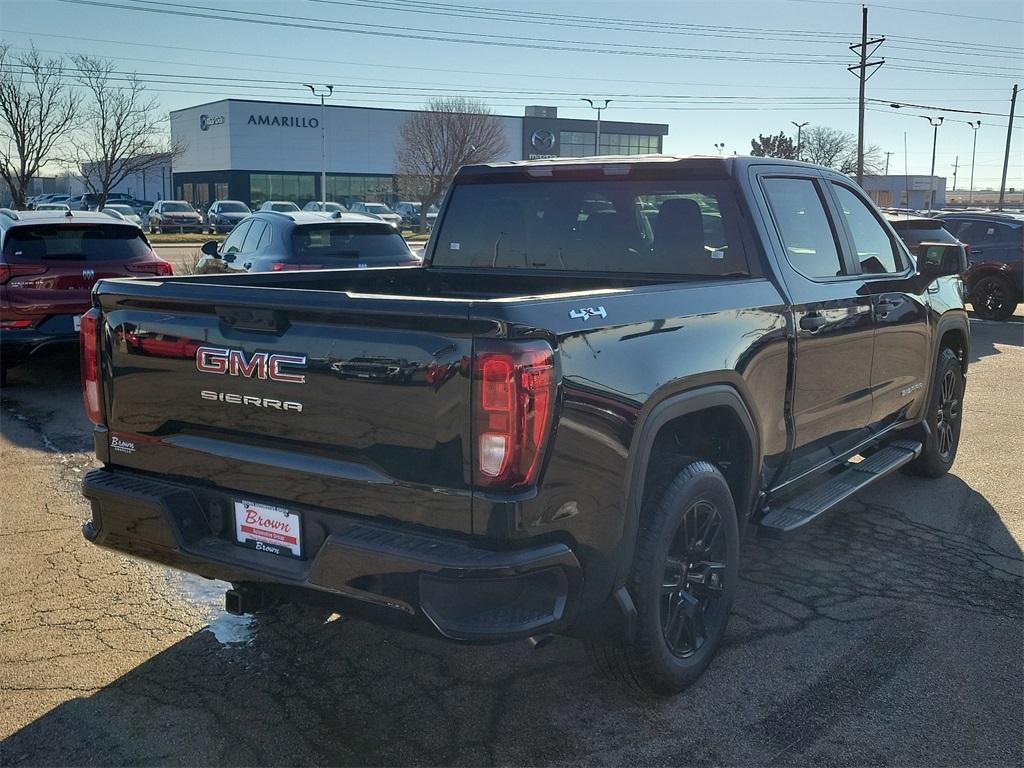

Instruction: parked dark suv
[194,210,421,274]
[938,212,1023,320]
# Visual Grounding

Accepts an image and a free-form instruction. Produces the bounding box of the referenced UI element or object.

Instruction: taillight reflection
[80,308,104,426]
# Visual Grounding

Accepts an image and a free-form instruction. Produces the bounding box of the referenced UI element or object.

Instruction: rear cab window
[431,175,750,277]
[2,224,151,262]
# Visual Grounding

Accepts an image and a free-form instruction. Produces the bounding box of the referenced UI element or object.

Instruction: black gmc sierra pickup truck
[80,156,969,694]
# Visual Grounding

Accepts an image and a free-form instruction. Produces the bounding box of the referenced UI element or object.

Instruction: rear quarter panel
[471,278,789,609]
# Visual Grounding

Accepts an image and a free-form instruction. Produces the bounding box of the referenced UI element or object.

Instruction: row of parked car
[25,194,438,234]
[883,209,1023,321]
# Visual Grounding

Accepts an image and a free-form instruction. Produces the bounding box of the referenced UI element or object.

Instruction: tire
[904,347,965,478]
[586,459,739,696]
[971,274,1017,321]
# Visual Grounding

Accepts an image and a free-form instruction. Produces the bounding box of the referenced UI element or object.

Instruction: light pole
[919,115,944,210]
[714,142,725,155]
[791,121,808,161]
[305,84,334,206]
[965,120,982,204]
[581,98,611,155]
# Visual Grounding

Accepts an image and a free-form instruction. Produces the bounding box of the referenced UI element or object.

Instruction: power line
[782,0,1024,25]
[53,0,1021,80]
[7,27,1016,92]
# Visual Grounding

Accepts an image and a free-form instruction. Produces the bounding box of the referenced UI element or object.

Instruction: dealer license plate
[73,314,81,332]
[233,500,302,559]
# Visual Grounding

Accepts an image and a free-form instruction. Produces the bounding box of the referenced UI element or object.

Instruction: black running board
[759,440,922,533]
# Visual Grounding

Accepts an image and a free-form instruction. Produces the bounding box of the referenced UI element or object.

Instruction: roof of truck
[460,154,826,177]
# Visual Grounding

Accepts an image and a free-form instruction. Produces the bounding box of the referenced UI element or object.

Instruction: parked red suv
[0,209,172,384]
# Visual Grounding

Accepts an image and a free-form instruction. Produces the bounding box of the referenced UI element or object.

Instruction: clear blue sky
[3,0,1022,188]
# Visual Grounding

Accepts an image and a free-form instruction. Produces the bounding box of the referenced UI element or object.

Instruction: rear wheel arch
[615,385,761,590]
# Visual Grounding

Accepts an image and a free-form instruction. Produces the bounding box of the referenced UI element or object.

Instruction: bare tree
[70,55,181,208]
[0,44,79,208]
[800,125,884,176]
[394,97,508,232]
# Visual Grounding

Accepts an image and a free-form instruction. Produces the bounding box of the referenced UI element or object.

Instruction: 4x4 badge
[569,306,607,322]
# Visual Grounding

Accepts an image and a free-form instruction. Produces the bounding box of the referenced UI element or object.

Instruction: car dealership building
[169,99,669,209]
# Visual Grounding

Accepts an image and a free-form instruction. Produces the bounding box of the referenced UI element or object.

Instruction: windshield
[291,224,411,259]
[163,202,193,213]
[432,177,749,275]
[219,202,249,213]
[3,224,151,262]
[364,204,392,214]
[107,205,134,214]
[272,202,300,211]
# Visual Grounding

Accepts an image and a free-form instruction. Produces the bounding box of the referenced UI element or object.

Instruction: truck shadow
[0,350,95,456]
[2,475,1021,767]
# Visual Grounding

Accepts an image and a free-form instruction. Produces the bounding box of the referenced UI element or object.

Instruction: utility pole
[848,5,885,185]
[951,156,959,191]
[966,120,981,204]
[791,121,808,161]
[581,98,611,155]
[305,84,334,206]
[998,83,1018,210]
[884,151,893,175]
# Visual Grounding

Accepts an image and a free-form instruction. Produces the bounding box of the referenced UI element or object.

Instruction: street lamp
[791,121,808,161]
[921,115,944,210]
[581,98,611,156]
[304,84,334,206]
[714,142,725,155]
[964,120,982,204]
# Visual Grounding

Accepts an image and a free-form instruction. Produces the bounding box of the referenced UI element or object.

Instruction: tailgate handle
[215,306,289,334]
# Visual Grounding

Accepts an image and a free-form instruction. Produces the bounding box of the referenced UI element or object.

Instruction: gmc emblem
[195,346,307,383]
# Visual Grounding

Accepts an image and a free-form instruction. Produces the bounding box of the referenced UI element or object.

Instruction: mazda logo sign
[531,129,556,151]
[82,268,95,281]
[199,114,225,131]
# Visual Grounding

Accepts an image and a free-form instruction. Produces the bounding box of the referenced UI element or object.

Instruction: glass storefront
[249,173,316,209]
[559,131,661,157]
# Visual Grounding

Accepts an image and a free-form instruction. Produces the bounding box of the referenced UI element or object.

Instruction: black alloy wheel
[586,458,739,695]
[934,367,961,462]
[972,275,1016,321]
[661,500,727,658]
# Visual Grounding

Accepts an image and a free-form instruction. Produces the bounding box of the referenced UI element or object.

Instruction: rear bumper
[1,320,79,366]
[81,468,580,641]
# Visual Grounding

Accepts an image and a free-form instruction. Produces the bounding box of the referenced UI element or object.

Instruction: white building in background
[168,99,668,209]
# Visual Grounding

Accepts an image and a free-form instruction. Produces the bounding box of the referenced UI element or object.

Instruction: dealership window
[248,173,315,208]
[180,183,193,204]
[325,174,394,205]
[215,182,229,200]
[560,131,660,157]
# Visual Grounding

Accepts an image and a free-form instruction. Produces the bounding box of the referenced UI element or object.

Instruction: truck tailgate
[95,280,478,533]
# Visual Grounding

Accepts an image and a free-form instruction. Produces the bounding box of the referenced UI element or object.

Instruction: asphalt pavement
[0,315,1021,767]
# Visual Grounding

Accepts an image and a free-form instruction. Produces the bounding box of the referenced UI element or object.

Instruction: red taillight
[473,341,556,488]
[271,262,323,271]
[0,263,47,284]
[79,308,104,426]
[126,259,173,276]
[0,318,33,329]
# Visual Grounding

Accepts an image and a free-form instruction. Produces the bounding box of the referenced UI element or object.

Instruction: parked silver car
[348,201,402,229]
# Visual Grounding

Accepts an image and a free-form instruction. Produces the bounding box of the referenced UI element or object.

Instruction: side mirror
[201,240,221,258]
[917,242,968,279]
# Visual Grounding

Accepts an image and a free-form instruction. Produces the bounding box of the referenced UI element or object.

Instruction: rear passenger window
[831,184,902,274]
[762,177,844,279]
[221,220,251,255]
[242,220,267,252]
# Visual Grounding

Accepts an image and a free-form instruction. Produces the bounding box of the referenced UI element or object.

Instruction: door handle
[875,297,902,318]
[799,313,827,332]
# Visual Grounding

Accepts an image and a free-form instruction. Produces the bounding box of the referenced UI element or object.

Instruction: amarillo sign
[247,114,319,128]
